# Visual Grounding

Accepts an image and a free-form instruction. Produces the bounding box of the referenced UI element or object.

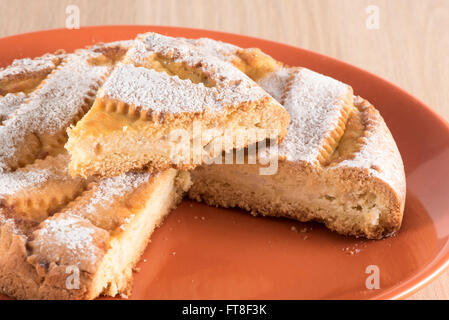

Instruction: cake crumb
[172,251,176,256]
[342,247,361,256]
[290,226,298,233]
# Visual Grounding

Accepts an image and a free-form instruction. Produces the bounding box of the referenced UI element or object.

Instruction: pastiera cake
[0,42,191,299]
[66,33,290,178]
[0,33,406,299]
[189,63,406,238]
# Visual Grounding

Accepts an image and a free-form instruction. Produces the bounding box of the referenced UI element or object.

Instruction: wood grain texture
[0,0,448,300]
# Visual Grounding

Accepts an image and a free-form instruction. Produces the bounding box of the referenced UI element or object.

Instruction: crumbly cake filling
[189,158,385,236]
[0,93,26,124]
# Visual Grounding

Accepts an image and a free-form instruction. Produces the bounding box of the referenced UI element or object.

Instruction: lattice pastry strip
[0,153,89,225]
[57,171,154,233]
[278,67,355,165]
[0,49,113,172]
[0,52,65,95]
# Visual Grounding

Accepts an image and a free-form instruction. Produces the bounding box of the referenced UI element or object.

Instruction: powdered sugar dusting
[0,155,70,197]
[183,37,239,62]
[0,213,21,235]
[114,33,270,113]
[32,213,105,268]
[101,62,267,114]
[72,171,152,215]
[0,50,109,172]
[130,33,255,87]
[265,68,350,162]
[15,50,108,133]
[258,68,292,101]
[39,215,95,252]
[0,53,64,81]
[0,93,26,122]
[0,169,52,196]
[25,163,151,270]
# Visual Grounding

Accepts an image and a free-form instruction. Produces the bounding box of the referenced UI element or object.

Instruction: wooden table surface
[0,0,448,300]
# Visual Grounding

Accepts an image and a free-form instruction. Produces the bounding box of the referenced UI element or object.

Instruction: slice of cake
[189,67,406,239]
[66,33,290,178]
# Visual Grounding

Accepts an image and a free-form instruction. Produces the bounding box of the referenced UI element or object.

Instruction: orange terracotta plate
[1,26,448,300]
